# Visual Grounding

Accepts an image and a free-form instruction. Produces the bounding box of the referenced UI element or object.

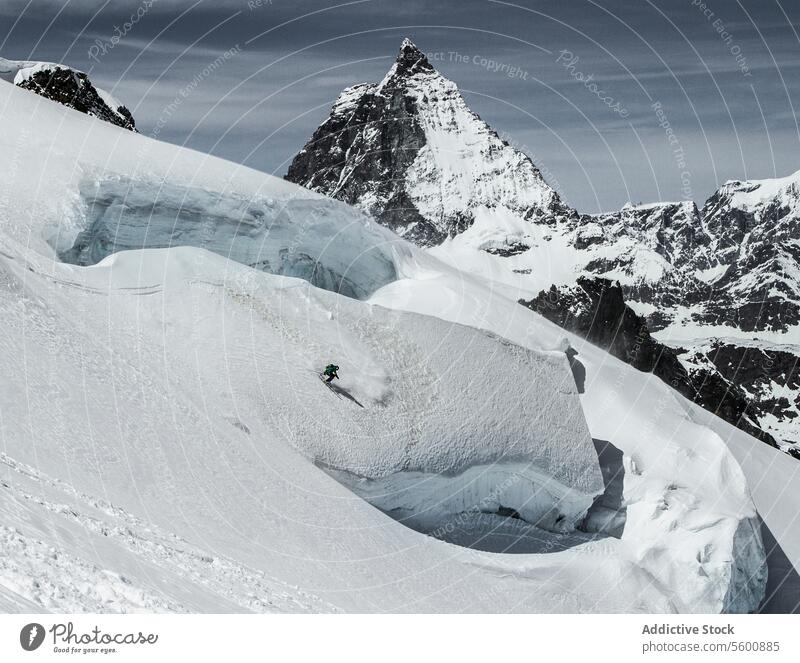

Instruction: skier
[322,364,340,383]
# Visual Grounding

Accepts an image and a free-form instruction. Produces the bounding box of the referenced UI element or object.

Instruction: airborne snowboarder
[322,364,340,383]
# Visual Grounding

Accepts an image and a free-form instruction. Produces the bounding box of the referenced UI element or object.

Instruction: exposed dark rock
[686,359,778,447]
[521,277,692,392]
[483,242,530,257]
[16,66,136,131]
[285,48,441,245]
[690,343,799,447]
[521,277,778,447]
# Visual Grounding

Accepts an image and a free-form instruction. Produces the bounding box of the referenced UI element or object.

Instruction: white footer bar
[0,614,796,662]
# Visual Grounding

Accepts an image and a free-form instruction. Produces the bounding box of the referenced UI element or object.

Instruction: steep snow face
[0,245,608,612]
[371,265,780,611]
[393,41,564,228]
[0,236,766,613]
[287,39,573,245]
[0,57,135,130]
[370,261,771,613]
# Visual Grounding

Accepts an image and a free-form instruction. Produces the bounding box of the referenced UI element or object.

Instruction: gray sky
[2,0,800,212]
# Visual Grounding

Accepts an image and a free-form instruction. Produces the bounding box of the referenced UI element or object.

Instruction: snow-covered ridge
[718,169,800,211]
[0,56,135,130]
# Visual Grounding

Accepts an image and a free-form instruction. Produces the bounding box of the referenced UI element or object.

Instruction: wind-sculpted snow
[0,243,608,612]
[61,176,399,299]
[330,461,601,537]
[370,260,771,612]
[0,78,401,301]
[0,236,766,612]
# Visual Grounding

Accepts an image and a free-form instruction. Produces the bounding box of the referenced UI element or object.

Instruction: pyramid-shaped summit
[399,36,423,57]
[391,37,435,77]
[286,38,570,246]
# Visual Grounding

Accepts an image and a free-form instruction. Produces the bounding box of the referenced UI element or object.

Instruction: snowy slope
[0,77,400,300]
[0,243,617,612]
[0,75,787,613]
[370,264,771,612]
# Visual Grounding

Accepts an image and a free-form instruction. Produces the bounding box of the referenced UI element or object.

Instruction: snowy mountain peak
[390,37,435,78]
[287,38,571,245]
[286,44,800,455]
[375,39,437,96]
[399,36,422,53]
[1,57,794,614]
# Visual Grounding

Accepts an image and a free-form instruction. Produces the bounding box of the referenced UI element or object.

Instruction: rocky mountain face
[521,278,777,447]
[287,39,799,457]
[697,176,800,333]
[0,58,135,130]
[591,187,800,334]
[287,39,575,246]
[522,278,694,391]
[588,191,800,450]
[680,340,799,454]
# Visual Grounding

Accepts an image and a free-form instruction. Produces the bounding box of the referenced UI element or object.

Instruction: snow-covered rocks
[699,173,800,331]
[0,57,135,130]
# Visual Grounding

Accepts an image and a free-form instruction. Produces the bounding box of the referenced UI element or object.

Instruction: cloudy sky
[2,0,799,211]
